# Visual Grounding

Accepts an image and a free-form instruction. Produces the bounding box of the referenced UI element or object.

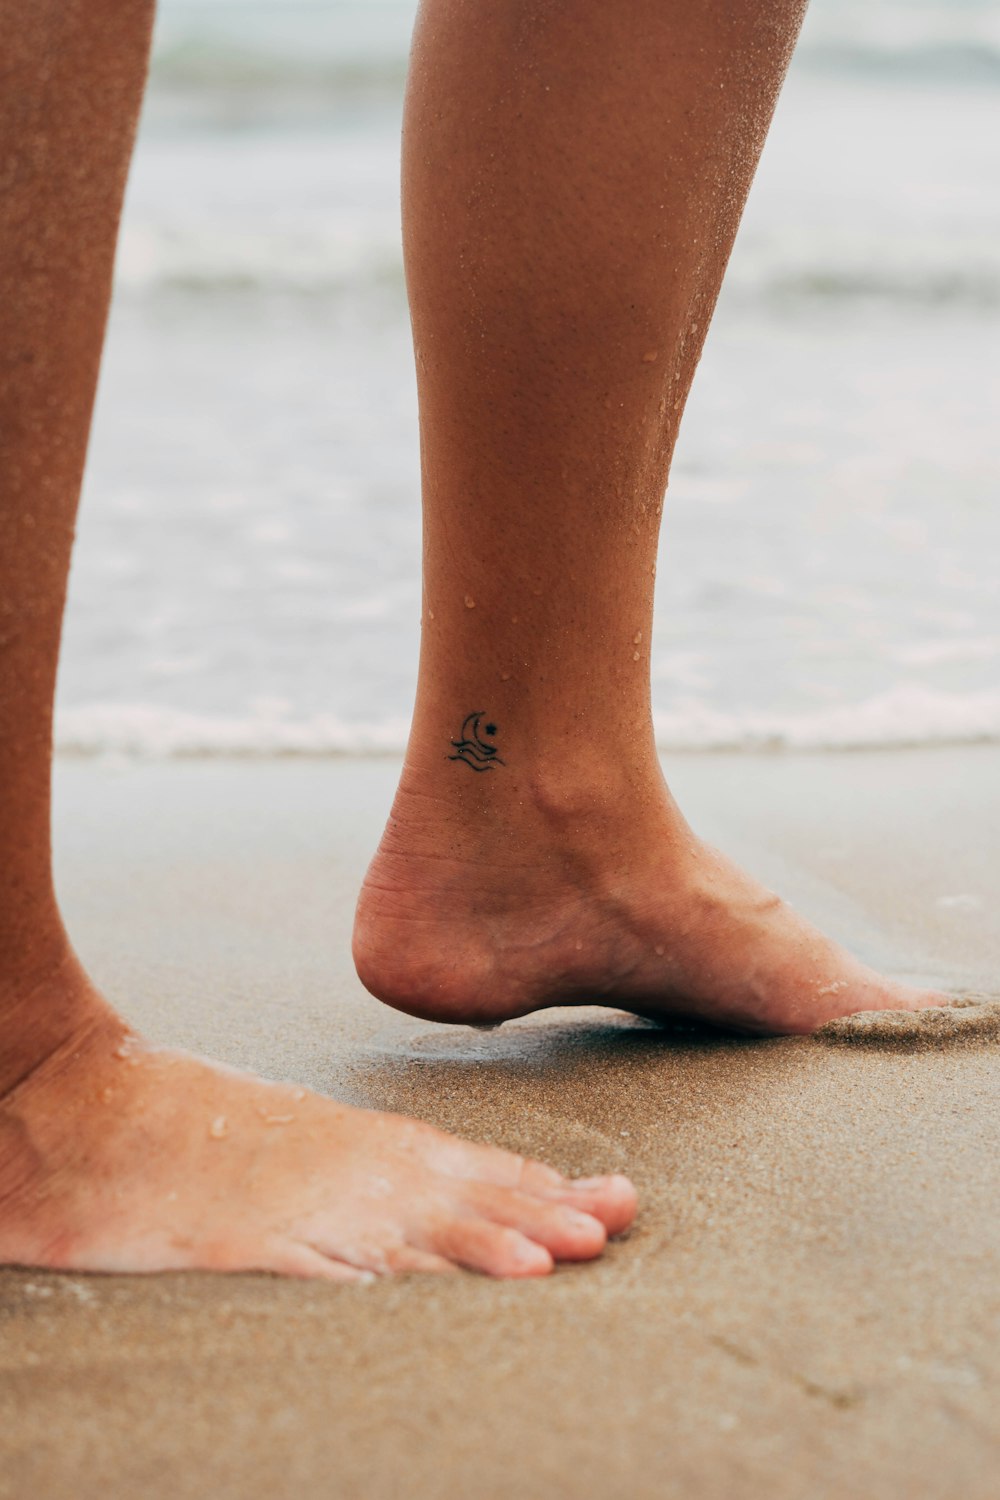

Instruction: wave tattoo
[448,712,505,772]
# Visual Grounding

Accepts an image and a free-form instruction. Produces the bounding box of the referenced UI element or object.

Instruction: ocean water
[59,0,1000,755]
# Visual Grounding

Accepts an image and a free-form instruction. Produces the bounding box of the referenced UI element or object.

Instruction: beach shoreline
[2,746,997,1497]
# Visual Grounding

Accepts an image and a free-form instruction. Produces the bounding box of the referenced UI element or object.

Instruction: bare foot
[0,965,636,1279]
[354,765,947,1037]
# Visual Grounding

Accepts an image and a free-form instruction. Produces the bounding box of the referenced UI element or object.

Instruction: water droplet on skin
[815,979,848,998]
[655,945,665,956]
[500,670,511,681]
[642,350,659,363]
[257,1108,295,1125]
[575,941,583,951]
[209,1116,228,1140]
[100,1086,114,1104]
[428,610,435,620]
[632,651,640,661]
[464,595,476,609]
[633,632,642,644]
[293,1089,307,1103]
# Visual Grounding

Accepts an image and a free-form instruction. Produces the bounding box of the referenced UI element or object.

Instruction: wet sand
[2,747,999,1499]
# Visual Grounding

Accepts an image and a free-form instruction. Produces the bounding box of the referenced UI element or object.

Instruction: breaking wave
[55,686,1000,759]
[114,224,1000,312]
[149,1,1000,94]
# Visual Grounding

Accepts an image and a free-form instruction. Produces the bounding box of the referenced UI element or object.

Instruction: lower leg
[355,0,944,1033]
[0,1,634,1278]
[0,1,157,1089]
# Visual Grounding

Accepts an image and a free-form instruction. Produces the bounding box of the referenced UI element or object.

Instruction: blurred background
[60,0,1000,755]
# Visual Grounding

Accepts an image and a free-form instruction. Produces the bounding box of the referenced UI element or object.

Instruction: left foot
[0,959,636,1280]
[354,764,947,1036]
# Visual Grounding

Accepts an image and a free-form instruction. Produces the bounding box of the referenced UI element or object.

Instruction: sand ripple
[817,995,1000,1048]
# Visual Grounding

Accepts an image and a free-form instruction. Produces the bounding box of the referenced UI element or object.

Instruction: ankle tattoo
[448,712,505,772]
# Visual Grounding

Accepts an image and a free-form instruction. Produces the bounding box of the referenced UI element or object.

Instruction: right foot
[354,759,948,1037]
[0,966,636,1280]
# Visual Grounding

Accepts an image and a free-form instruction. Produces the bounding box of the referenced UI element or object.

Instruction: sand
[1,746,998,1499]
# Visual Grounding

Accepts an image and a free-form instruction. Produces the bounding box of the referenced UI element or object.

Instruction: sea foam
[55,686,1000,759]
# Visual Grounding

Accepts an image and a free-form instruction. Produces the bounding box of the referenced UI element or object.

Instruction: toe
[272,1243,376,1283]
[514,1159,638,1237]
[555,1174,638,1237]
[385,1246,459,1276]
[435,1220,554,1278]
[426,1135,637,1237]
[468,1187,608,1262]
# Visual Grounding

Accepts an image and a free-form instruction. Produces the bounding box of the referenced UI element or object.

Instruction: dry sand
[2,747,998,1499]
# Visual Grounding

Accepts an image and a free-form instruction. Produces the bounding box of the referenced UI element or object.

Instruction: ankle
[405,691,662,814]
[520,755,670,830]
[393,740,673,845]
[0,942,119,1099]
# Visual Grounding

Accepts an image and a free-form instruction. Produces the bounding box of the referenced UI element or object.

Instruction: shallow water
[60,0,1000,756]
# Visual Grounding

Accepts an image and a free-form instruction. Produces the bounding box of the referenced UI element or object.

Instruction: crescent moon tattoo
[448,712,505,772]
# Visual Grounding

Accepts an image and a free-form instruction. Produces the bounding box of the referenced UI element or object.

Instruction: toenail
[562,1208,602,1231]
[509,1236,550,1268]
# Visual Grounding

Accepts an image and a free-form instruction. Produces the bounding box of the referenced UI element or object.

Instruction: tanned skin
[0,0,635,1283]
[355,0,946,1036]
